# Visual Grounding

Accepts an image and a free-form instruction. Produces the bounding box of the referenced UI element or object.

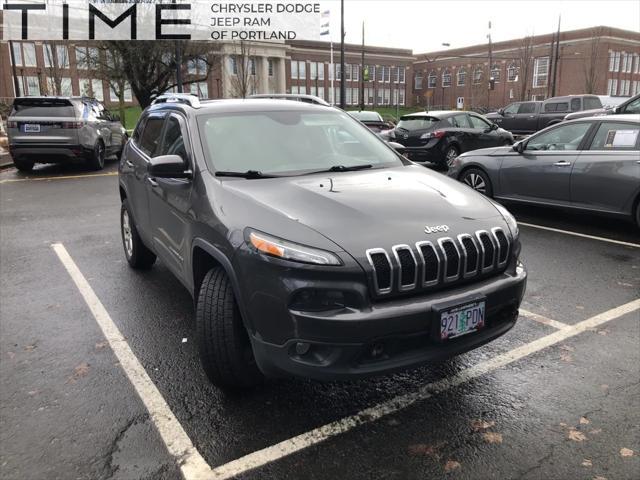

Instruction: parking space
[1,165,638,480]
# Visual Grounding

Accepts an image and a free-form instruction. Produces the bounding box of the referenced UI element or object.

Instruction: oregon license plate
[439,300,485,340]
[23,124,41,133]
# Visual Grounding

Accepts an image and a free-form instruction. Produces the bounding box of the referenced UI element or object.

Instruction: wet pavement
[1,161,638,480]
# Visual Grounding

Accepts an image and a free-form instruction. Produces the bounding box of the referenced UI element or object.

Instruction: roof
[147,98,336,115]
[543,94,600,103]
[402,110,463,118]
[571,113,640,122]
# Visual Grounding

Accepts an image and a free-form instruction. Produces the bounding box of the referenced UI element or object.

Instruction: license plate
[439,300,485,340]
[23,124,41,133]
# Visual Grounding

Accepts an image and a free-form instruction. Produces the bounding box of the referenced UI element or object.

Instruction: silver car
[7,96,127,171]
[447,114,640,227]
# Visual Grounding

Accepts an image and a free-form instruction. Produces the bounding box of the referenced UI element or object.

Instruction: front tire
[444,145,460,168]
[461,168,493,197]
[196,268,264,389]
[14,158,34,172]
[87,141,105,171]
[120,200,156,269]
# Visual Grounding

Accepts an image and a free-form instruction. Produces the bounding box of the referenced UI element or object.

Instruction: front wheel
[87,141,105,171]
[461,168,493,197]
[120,200,156,269]
[196,268,264,389]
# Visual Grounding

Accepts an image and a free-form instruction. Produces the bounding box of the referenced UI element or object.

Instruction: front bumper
[247,262,527,381]
[9,144,92,163]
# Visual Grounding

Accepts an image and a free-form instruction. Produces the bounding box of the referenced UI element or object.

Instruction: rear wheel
[196,267,264,389]
[444,145,460,167]
[461,168,493,197]
[87,141,105,171]
[120,200,156,269]
[14,158,34,172]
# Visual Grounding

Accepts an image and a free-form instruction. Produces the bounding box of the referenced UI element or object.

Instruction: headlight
[248,230,342,266]
[491,202,519,239]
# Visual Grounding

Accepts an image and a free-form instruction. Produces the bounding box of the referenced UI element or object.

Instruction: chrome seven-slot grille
[366,228,510,296]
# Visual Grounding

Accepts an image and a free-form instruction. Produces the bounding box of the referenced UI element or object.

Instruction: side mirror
[613,105,621,114]
[388,141,406,154]
[485,123,499,133]
[148,155,192,178]
[513,141,525,154]
[498,108,505,115]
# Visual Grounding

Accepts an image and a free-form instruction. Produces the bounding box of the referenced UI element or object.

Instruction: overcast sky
[319,0,640,53]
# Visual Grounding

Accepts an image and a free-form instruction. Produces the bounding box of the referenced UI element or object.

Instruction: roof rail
[249,94,331,107]
[152,93,201,108]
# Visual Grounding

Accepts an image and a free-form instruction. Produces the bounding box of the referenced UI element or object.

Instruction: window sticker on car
[604,129,639,148]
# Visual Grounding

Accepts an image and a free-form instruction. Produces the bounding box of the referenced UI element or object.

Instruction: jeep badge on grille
[424,225,450,234]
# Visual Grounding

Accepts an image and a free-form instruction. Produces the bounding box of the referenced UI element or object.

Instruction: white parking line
[51,243,212,480]
[519,222,640,248]
[52,241,640,480]
[520,309,569,330]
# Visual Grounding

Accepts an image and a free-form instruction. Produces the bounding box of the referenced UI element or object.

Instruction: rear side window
[11,100,76,118]
[468,115,491,129]
[588,122,640,151]
[518,103,537,114]
[137,116,165,157]
[570,98,581,111]
[584,97,602,110]
[544,102,569,113]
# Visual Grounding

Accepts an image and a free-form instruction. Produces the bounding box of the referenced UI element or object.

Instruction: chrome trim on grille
[491,227,510,269]
[366,248,393,295]
[437,237,461,283]
[457,233,479,278]
[392,244,418,291]
[415,241,440,287]
[475,230,496,273]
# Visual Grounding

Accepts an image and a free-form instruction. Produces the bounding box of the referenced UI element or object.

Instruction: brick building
[1,26,638,112]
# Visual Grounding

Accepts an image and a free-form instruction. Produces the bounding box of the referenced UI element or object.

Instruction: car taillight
[421,129,446,140]
[62,121,84,129]
[7,121,17,128]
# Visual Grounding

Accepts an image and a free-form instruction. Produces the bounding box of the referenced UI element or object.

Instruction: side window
[503,103,519,114]
[137,116,165,157]
[132,117,147,143]
[452,114,470,128]
[622,97,640,114]
[544,102,569,113]
[518,102,537,114]
[468,115,491,129]
[526,123,592,151]
[159,116,189,163]
[588,122,640,151]
[584,97,602,110]
[570,98,581,111]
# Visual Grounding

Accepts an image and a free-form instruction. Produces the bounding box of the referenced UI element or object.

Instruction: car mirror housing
[498,108,504,115]
[388,141,406,154]
[513,142,525,154]
[148,154,192,178]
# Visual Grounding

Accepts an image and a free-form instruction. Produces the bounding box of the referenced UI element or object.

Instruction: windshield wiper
[315,164,374,173]
[215,170,278,179]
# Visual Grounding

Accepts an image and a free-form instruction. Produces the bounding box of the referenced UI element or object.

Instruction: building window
[335,63,341,81]
[91,79,104,101]
[345,63,352,81]
[427,70,437,88]
[473,67,483,84]
[442,70,452,87]
[414,73,423,90]
[12,43,23,66]
[376,88,383,105]
[249,58,256,76]
[60,77,72,96]
[625,53,633,73]
[634,54,640,74]
[507,63,518,82]
[532,56,549,88]
[352,87,359,105]
[621,52,628,73]
[633,81,640,96]
[310,61,317,80]
[298,61,306,80]
[491,64,501,83]
[79,78,91,96]
[23,43,37,67]
[609,51,615,72]
[621,79,631,96]
[377,66,390,83]
[398,89,405,106]
[607,79,618,96]
[188,58,207,75]
[25,76,40,95]
[509,88,514,99]
[230,57,238,75]
[290,60,298,79]
[384,88,391,105]
[352,64,359,82]
[614,52,621,72]
[268,59,274,77]
[457,68,466,86]
[398,66,405,84]
[190,82,208,99]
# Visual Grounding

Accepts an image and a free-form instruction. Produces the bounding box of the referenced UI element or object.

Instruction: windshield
[349,111,382,122]
[197,109,402,175]
[396,116,439,131]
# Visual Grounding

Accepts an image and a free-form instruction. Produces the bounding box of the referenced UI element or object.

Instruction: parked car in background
[347,110,394,133]
[564,93,640,121]
[7,96,126,171]
[487,95,602,135]
[389,111,513,167]
[447,114,640,227]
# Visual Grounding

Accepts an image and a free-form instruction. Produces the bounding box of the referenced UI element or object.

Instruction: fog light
[295,342,311,355]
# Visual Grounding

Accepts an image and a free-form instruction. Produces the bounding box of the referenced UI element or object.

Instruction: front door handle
[147,177,159,187]
[553,161,571,167]
[636,160,640,164]
[125,160,134,168]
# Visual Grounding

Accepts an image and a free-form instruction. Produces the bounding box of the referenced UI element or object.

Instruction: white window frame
[442,70,452,87]
[427,71,437,88]
[507,63,517,82]
[23,43,37,67]
[457,68,466,86]
[532,56,549,88]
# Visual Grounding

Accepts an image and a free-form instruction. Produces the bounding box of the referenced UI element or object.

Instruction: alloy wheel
[122,209,134,258]
[464,173,486,193]
[446,148,459,167]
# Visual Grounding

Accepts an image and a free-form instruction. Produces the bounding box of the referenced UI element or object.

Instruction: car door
[467,114,501,150]
[147,113,193,282]
[571,120,640,215]
[125,113,166,244]
[444,113,474,152]
[495,102,520,131]
[513,102,539,133]
[498,121,594,203]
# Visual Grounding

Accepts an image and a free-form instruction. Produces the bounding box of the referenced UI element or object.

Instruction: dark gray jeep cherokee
[118,94,527,388]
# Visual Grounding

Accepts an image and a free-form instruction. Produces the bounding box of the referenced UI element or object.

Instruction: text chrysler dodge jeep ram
[118,94,527,388]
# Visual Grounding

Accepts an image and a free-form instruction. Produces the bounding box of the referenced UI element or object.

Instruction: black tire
[196,268,264,388]
[444,145,460,168]
[120,200,156,269]
[460,167,493,197]
[87,141,105,171]
[14,158,34,172]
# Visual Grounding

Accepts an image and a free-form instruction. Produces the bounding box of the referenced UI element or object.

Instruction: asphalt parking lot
[1,160,638,480]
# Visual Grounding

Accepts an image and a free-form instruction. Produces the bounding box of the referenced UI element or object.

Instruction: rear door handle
[147,177,159,187]
[554,161,571,167]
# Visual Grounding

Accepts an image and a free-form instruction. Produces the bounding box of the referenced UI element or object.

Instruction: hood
[220,165,505,255]
[485,112,501,119]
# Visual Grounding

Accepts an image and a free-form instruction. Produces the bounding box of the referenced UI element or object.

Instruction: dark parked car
[564,93,640,121]
[388,111,514,167]
[118,94,526,388]
[7,96,126,171]
[448,114,640,227]
[347,110,394,133]
[487,95,602,135]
